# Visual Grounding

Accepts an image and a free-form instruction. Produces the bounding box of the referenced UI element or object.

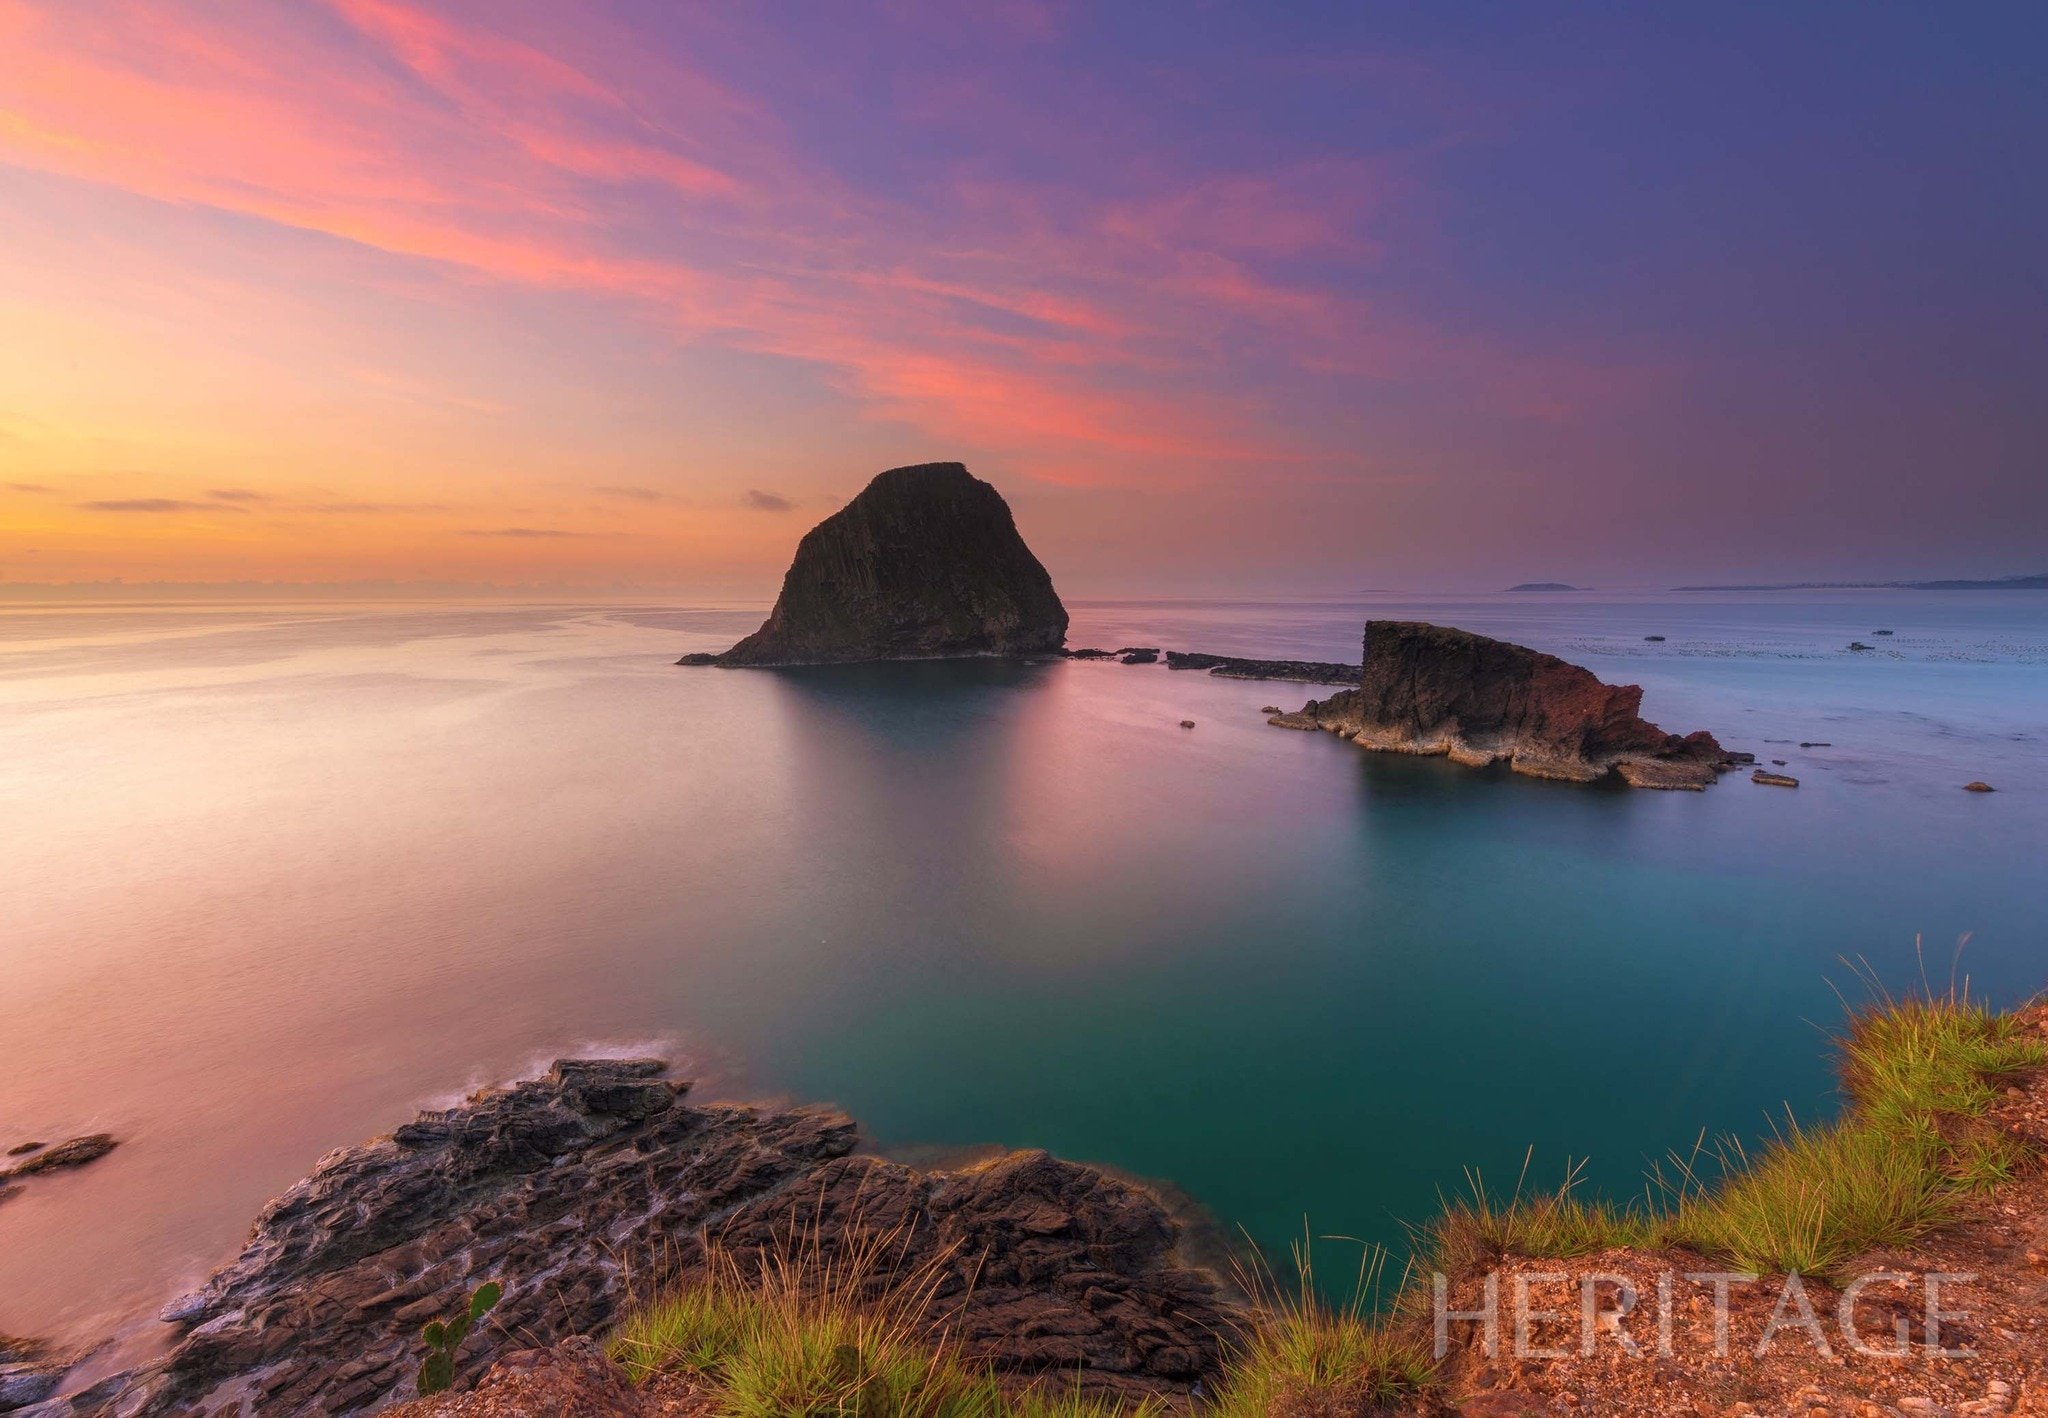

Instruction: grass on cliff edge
[608,987,2039,1414]
[609,1218,1435,1418]
[1424,982,2044,1279]
[610,1224,1170,1418]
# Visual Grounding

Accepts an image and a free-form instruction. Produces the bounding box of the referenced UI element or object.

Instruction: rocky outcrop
[1272,621,1748,789]
[1,1337,69,1411]
[1162,652,1360,686]
[54,1060,1231,1417]
[683,463,1067,666]
[0,1135,117,1180]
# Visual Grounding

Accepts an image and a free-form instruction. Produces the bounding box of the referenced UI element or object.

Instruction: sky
[1,0,2044,596]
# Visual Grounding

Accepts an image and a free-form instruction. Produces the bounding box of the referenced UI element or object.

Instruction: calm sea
[2,592,2043,1358]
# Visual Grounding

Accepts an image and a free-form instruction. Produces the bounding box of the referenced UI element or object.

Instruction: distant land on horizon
[1505,582,1584,592]
[1674,572,2048,592]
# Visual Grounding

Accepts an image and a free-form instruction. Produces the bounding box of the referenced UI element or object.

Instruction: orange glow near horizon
[4,1,2042,593]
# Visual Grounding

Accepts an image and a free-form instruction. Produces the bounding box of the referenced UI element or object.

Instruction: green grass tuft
[1203,1232,1437,1418]
[610,1218,1154,1418]
[1425,982,2043,1281]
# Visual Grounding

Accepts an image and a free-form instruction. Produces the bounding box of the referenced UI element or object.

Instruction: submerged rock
[0,1134,116,1180]
[684,463,1067,666]
[69,1060,1231,1416]
[1275,621,1745,789]
[1162,651,1359,686]
[1964,781,1996,792]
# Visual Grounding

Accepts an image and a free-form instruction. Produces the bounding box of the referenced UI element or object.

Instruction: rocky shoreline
[17,1061,1233,1417]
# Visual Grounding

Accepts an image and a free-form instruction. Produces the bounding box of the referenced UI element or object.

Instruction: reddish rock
[1278,622,1745,789]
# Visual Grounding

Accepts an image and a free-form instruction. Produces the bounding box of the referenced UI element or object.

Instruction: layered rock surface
[50,1060,1230,1416]
[1271,620,1746,788]
[685,463,1067,666]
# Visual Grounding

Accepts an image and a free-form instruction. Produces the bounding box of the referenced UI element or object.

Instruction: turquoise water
[1,592,2042,1353]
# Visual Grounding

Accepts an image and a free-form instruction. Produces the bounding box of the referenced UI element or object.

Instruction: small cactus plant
[417,1280,502,1395]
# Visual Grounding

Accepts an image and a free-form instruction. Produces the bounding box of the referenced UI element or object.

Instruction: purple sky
[2,1,2043,592]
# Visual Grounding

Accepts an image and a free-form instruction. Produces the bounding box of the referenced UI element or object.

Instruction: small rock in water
[1964,781,1995,792]
[1772,759,1787,766]
[1179,719,1196,729]
[1752,769,1800,788]
[1874,628,1894,635]
[1644,634,1666,641]
[1799,741,1832,748]
[0,1133,117,1178]
[5,1142,44,1156]
[1260,705,1281,715]
[1119,647,1159,664]
[1848,641,1874,651]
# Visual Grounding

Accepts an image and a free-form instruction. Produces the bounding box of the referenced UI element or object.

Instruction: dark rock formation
[1505,583,1580,592]
[1753,769,1800,788]
[683,463,1067,666]
[60,1060,1231,1416]
[1117,648,1159,664]
[0,1134,115,1180]
[1270,621,1747,790]
[1964,781,1995,793]
[1163,652,1360,686]
[2,1337,68,1411]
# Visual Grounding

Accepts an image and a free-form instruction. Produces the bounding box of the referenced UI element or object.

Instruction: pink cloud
[0,0,1653,495]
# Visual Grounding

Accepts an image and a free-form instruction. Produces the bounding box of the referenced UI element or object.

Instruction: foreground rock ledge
[680,462,1069,666]
[51,1060,1231,1416]
[1271,620,1749,789]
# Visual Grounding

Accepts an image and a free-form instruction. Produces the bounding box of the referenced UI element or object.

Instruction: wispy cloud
[207,488,269,502]
[459,526,598,538]
[7,482,57,494]
[80,498,247,514]
[0,0,1595,497]
[594,485,665,503]
[742,489,794,512]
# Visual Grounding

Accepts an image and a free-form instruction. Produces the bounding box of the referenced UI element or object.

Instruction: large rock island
[683,462,1068,666]
[1271,620,1747,789]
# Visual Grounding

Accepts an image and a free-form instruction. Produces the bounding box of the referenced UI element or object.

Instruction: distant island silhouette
[1505,582,1583,592]
[1675,572,2047,591]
